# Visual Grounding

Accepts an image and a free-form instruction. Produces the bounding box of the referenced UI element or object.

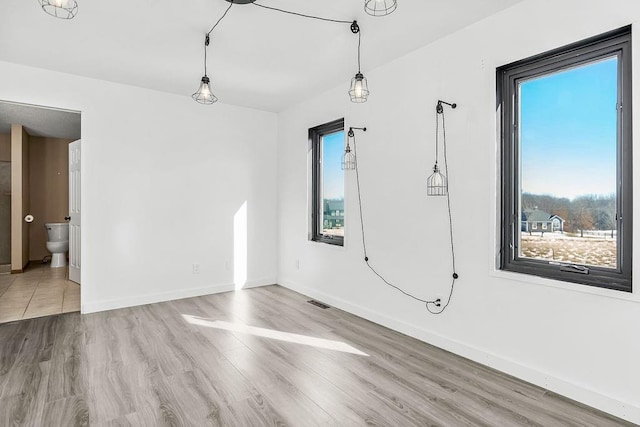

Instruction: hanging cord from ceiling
[251,1,369,103]
[201,1,235,77]
[350,105,459,314]
[208,2,234,35]
[252,2,353,24]
[195,1,366,104]
[203,35,210,77]
[357,30,362,72]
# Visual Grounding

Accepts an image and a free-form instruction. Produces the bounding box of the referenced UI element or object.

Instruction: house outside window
[498,27,632,292]
[310,119,345,246]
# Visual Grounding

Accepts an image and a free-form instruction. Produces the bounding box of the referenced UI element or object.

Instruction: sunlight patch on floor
[182,315,368,356]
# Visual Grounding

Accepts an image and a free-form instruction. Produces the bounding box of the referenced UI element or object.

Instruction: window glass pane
[321,130,345,237]
[518,57,618,269]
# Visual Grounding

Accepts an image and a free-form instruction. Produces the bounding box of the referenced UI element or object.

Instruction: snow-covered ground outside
[520,232,616,268]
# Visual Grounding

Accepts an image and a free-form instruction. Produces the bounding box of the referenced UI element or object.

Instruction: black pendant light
[192,76,218,105]
[192,34,218,105]
[39,0,78,19]
[427,164,447,196]
[193,2,236,104]
[342,126,366,171]
[364,0,397,17]
[348,21,370,103]
[342,128,357,170]
[427,100,456,196]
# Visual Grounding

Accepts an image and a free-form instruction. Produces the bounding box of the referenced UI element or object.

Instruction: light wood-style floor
[0,285,632,426]
[0,264,80,324]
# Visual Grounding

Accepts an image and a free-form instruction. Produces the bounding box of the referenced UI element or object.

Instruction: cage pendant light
[192,34,219,105]
[427,100,456,196]
[192,76,218,104]
[364,0,397,17]
[39,0,78,19]
[342,129,357,170]
[349,73,369,103]
[348,22,370,103]
[427,164,447,196]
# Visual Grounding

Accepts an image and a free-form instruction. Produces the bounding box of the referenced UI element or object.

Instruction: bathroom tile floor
[0,263,79,324]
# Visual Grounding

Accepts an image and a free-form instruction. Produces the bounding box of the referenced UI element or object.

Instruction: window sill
[488,268,640,303]
[308,238,347,251]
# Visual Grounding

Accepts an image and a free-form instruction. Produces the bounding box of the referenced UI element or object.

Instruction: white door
[69,140,81,284]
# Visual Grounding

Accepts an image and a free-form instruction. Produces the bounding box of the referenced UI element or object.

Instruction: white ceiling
[0,0,523,112]
[0,102,81,140]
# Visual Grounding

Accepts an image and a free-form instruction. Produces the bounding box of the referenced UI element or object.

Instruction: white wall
[276,0,640,423]
[0,60,278,312]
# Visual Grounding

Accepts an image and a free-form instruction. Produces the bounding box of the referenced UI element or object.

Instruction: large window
[310,119,345,246]
[498,27,632,292]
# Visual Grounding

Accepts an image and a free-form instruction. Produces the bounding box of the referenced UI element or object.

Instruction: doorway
[0,100,81,324]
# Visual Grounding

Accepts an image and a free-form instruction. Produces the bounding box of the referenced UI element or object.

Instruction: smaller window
[542,223,547,230]
[310,119,345,246]
[532,223,537,230]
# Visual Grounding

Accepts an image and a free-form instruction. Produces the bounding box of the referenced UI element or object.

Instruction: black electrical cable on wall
[430,105,459,314]
[351,106,458,314]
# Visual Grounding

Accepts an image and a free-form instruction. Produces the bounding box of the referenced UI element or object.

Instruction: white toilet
[45,223,69,268]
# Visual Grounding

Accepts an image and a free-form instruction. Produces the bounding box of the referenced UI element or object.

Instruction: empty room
[0,0,639,425]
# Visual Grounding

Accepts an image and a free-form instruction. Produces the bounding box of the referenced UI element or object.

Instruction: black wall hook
[436,100,457,114]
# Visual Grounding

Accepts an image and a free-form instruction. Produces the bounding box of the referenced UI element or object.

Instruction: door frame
[0,99,83,306]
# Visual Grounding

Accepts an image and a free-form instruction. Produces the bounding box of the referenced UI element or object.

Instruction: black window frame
[310,118,345,246]
[498,26,632,292]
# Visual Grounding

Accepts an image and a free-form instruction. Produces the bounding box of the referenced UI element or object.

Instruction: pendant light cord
[202,1,234,77]
[252,2,352,24]
[351,112,458,314]
[199,1,363,102]
[208,2,234,35]
[432,107,458,314]
[203,36,208,76]
[357,31,362,72]
[434,106,439,165]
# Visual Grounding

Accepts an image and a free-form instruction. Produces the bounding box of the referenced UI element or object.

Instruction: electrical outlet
[225,261,230,271]
[295,259,300,270]
[192,263,200,274]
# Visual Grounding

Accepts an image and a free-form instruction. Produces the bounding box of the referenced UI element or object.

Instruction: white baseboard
[244,277,276,289]
[82,277,275,314]
[278,278,640,425]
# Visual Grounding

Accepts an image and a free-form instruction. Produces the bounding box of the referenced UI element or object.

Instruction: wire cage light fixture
[427,164,447,196]
[192,34,219,105]
[348,21,370,103]
[364,0,398,17]
[342,127,365,170]
[192,75,218,105]
[427,100,456,196]
[39,0,78,19]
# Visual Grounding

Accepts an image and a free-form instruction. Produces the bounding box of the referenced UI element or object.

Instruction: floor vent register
[307,300,330,309]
